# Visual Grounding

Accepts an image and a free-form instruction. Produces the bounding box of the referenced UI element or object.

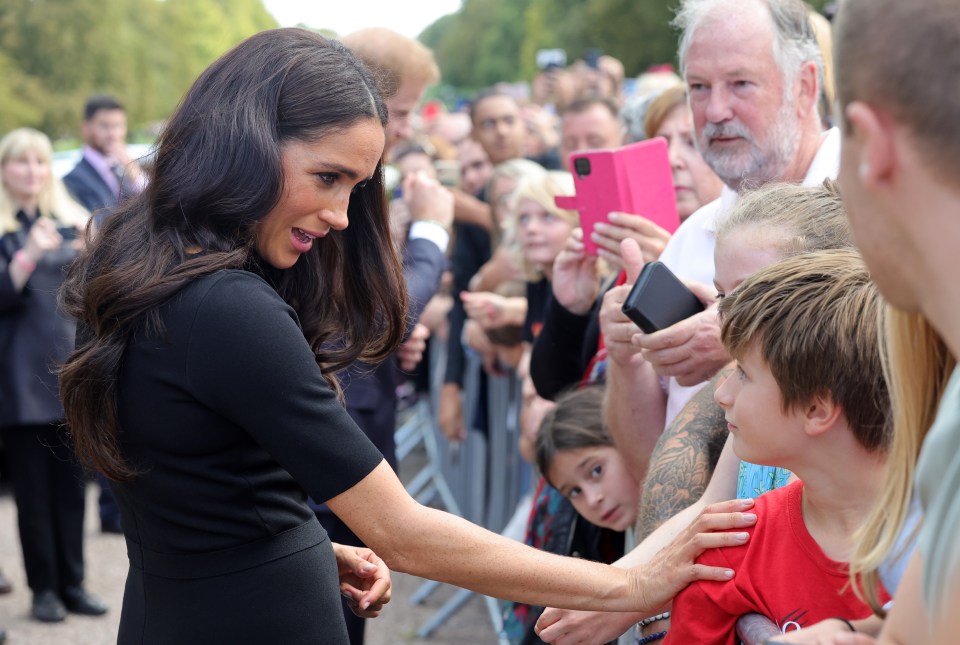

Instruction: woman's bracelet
[13,249,37,273]
[636,630,668,644]
[638,611,670,629]
[832,617,856,632]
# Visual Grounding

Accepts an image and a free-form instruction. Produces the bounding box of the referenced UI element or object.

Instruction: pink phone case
[554,138,679,256]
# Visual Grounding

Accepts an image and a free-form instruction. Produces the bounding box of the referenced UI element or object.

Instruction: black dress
[112,270,383,644]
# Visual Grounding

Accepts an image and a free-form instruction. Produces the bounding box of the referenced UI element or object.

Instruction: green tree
[421,0,837,92]
[0,0,277,140]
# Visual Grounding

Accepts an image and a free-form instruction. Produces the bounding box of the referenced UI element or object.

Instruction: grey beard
[699,100,799,192]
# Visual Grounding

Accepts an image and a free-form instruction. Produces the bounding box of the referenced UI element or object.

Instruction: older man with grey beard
[535,1,839,643]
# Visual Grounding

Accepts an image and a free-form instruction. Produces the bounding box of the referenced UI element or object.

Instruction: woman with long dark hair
[59,29,756,643]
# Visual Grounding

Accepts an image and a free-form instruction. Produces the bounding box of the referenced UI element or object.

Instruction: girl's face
[655,106,723,221]
[516,197,574,271]
[713,226,786,298]
[2,149,50,205]
[255,118,384,269]
[547,445,640,531]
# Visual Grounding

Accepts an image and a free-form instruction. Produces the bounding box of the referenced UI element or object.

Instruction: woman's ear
[802,391,843,438]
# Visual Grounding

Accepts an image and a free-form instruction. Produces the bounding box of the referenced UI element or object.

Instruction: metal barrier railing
[394,338,527,641]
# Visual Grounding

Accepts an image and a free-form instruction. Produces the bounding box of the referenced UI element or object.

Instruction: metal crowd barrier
[393,338,528,641]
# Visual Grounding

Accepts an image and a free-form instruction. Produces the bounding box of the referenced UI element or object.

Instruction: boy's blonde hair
[719,249,890,452]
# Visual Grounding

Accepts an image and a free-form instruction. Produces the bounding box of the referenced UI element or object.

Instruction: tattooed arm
[635,367,733,541]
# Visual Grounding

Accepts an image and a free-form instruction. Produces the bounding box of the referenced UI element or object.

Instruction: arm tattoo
[635,369,731,540]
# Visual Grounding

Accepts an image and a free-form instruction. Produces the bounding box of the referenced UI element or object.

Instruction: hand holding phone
[621,261,704,334]
[555,138,679,256]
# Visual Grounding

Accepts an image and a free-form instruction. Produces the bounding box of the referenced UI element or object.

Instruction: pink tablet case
[554,138,679,255]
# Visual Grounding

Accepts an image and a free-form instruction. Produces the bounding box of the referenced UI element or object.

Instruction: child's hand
[551,228,600,315]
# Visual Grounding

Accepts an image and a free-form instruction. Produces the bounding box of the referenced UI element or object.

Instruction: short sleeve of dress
[184,270,384,503]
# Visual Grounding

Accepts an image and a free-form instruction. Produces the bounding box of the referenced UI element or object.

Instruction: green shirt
[916,365,960,620]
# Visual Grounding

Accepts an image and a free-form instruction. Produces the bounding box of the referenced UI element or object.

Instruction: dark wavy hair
[59,28,408,481]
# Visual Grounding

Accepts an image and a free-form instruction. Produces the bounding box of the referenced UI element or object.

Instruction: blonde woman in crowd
[0,127,106,623]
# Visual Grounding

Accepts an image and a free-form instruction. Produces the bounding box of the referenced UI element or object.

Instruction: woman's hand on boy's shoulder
[631,499,758,612]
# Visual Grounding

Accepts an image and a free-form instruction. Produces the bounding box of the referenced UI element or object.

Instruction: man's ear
[845,101,896,187]
[803,391,843,438]
[796,60,820,118]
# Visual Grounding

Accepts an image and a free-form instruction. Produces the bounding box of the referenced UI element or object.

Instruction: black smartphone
[621,261,705,334]
[57,224,78,241]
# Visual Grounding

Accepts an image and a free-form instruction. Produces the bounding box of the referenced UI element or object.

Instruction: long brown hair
[59,29,408,481]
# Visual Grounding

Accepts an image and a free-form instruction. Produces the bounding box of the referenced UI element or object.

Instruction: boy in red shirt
[664,250,890,644]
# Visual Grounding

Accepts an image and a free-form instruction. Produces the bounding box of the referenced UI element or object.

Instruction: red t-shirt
[665,481,887,644]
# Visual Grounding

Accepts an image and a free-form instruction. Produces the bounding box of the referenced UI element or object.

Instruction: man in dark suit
[63,95,145,223]
[63,95,146,535]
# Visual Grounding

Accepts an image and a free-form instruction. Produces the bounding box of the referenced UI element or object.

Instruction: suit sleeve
[63,168,98,213]
[403,237,446,331]
[184,272,384,503]
[444,222,491,386]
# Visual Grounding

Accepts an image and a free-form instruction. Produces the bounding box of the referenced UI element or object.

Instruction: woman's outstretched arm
[326,460,757,614]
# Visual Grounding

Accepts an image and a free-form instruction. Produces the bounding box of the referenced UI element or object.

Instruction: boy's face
[547,446,640,532]
[714,344,806,467]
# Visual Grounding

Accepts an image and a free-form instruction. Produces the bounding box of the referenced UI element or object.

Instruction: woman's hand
[461,291,526,329]
[598,239,645,367]
[469,245,524,293]
[629,498,757,613]
[332,542,392,618]
[397,323,430,372]
[592,212,671,267]
[23,217,64,262]
[438,383,466,442]
[767,616,883,643]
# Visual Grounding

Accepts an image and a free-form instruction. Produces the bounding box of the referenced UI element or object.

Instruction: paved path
[0,469,497,643]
